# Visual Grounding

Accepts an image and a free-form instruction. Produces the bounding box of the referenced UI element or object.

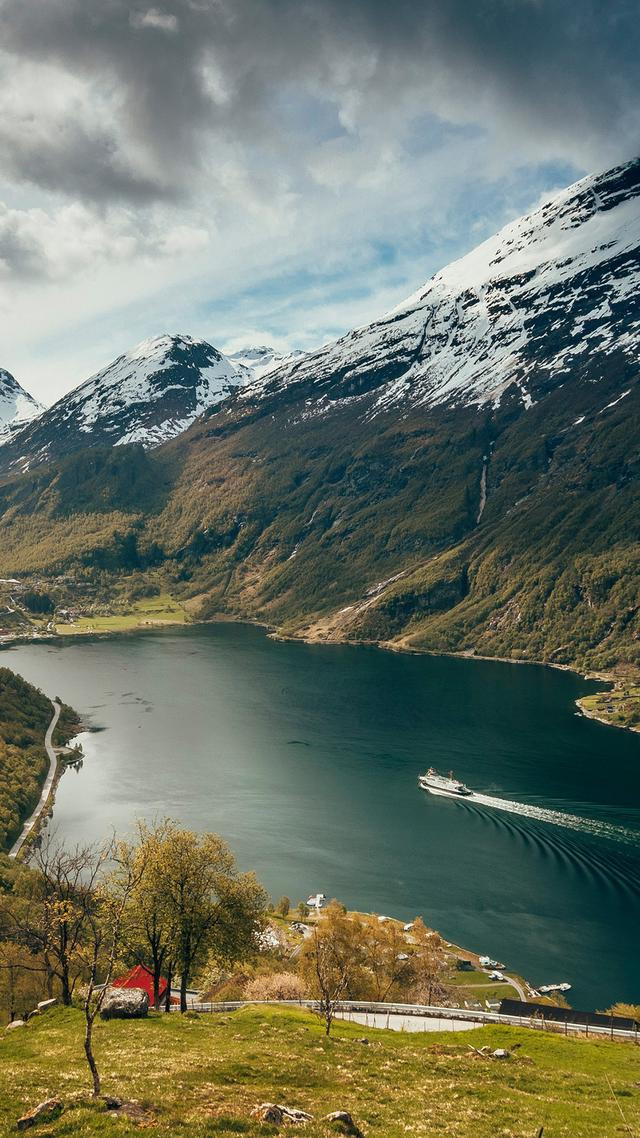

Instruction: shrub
[244,972,307,1002]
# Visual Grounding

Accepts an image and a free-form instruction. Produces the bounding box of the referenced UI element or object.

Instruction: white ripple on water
[465,792,640,846]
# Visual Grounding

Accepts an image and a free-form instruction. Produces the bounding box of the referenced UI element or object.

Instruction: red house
[111,964,173,1004]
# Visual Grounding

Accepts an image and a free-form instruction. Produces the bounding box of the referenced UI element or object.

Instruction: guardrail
[170,999,640,1042]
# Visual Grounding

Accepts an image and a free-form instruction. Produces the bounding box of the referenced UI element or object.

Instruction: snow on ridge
[6,333,254,455]
[239,157,640,417]
[0,368,44,440]
[228,344,306,381]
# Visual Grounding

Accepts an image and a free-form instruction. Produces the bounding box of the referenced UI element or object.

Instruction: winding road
[9,699,61,859]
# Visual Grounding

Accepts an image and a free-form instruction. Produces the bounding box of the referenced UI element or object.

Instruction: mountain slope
[0,369,43,441]
[244,159,639,416]
[0,159,639,673]
[0,334,251,470]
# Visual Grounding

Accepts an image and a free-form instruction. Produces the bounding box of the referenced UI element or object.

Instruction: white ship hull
[418,769,474,799]
[421,783,476,800]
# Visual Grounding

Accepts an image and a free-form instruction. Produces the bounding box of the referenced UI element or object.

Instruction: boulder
[323,1111,365,1137]
[100,986,149,1020]
[492,1048,511,1060]
[251,1103,313,1124]
[37,998,57,1013]
[5,1020,26,1031]
[16,1098,63,1130]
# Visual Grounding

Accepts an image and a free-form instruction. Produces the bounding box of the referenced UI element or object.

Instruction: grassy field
[2,1004,639,1136]
[578,682,640,733]
[55,593,189,635]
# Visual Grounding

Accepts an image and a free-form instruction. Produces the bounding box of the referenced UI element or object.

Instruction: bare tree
[80,839,146,1097]
[360,916,416,1002]
[300,904,365,1035]
[0,838,104,1005]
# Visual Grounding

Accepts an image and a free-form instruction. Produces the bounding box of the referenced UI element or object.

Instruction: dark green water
[6,623,640,1010]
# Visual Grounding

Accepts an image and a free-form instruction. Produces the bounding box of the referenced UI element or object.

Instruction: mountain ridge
[0,334,252,470]
[0,369,43,441]
[0,157,638,678]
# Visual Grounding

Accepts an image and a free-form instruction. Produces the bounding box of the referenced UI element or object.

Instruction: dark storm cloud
[0,0,638,205]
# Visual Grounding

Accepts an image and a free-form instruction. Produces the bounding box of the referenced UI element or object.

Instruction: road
[505,974,528,1001]
[335,1009,479,1033]
[9,700,61,859]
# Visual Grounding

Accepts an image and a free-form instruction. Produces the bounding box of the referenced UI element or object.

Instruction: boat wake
[464,791,640,847]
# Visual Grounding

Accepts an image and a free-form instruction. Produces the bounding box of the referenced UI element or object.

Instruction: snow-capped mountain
[0,334,251,470]
[245,159,640,417]
[0,369,43,440]
[227,345,306,381]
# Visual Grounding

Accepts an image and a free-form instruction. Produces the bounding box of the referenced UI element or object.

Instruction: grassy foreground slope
[1,1005,639,1137]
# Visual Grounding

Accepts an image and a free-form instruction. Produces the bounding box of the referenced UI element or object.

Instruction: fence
[169,998,640,1042]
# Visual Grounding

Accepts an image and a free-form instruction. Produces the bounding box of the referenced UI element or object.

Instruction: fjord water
[7,623,640,1010]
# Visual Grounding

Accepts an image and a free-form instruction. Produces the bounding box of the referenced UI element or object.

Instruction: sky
[1,0,638,405]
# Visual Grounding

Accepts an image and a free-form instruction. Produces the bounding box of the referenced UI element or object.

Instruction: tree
[1,839,104,1005]
[80,838,146,1097]
[154,825,267,1012]
[299,903,365,1035]
[0,940,45,1023]
[117,820,176,1009]
[409,919,450,1006]
[297,901,310,919]
[276,896,290,917]
[359,917,416,1003]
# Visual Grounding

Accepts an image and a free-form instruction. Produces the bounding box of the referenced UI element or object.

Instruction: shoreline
[1,619,625,1009]
[8,700,60,859]
[2,607,629,736]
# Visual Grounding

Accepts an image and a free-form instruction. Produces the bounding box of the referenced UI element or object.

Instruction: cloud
[129,8,179,33]
[0,0,637,209]
[0,0,637,402]
[0,200,209,280]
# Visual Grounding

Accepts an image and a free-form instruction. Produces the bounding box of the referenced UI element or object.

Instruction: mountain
[0,369,43,441]
[0,159,639,675]
[228,345,306,380]
[0,334,251,471]
[245,158,639,415]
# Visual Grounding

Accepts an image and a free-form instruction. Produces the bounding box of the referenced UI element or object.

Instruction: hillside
[0,669,79,851]
[2,1004,639,1136]
[0,160,638,676]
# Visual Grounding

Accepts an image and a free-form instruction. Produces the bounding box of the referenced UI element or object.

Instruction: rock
[492,1048,511,1060]
[5,1020,26,1031]
[323,1111,365,1137]
[251,1104,284,1124]
[24,1010,40,1021]
[356,1037,370,1045]
[37,999,57,1013]
[101,1096,123,1110]
[100,986,149,1020]
[251,1103,314,1124]
[16,1098,63,1130]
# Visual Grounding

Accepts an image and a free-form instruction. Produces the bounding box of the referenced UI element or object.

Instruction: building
[111,964,172,1005]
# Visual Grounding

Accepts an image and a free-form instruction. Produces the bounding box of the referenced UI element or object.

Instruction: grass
[578,683,640,732]
[55,593,189,635]
[2,1004,640,1136]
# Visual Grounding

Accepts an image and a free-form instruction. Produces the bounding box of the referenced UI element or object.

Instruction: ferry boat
[418,767,474,798]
